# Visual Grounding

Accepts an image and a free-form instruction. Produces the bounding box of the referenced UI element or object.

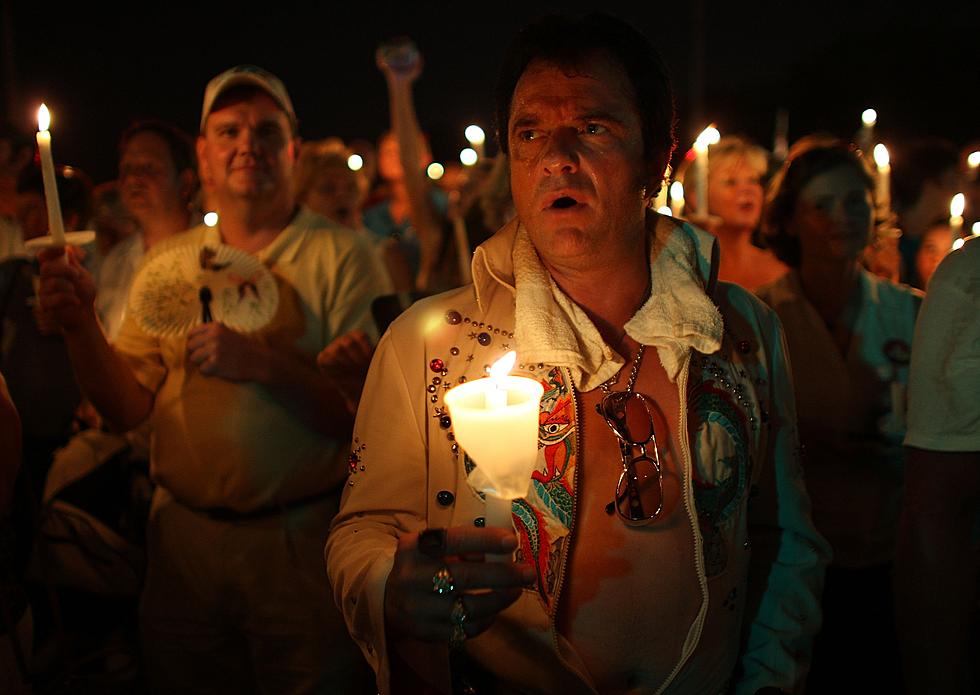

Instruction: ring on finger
[449,596,468,649]
[432,566,455,595]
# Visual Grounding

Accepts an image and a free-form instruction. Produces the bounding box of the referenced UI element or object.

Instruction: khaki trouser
[140,487,373,695]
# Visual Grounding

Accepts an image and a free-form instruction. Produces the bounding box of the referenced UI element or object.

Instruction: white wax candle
[873,144,891,212]
[485,380,507,409]
[669,181,684,218]
[36,105,66,246]
[445,373,542,500]
[950,193,965,237]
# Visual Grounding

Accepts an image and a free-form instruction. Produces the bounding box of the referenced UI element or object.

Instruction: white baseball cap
[200,64,297,133]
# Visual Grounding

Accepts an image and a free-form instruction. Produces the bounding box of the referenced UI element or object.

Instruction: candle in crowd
[693,125,720,216]
[444,351,544,554]
[35,104,66,246]
[859,108,877,153]
[465,124,486,159]
[669,181,684,218]
[873,144,891,212]
[949,193,965,237]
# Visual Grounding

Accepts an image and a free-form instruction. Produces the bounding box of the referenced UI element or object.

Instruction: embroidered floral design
[512,367,577,609]
[688,355,752,576]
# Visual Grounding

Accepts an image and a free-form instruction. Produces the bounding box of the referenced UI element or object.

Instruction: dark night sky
[4,1,978,183]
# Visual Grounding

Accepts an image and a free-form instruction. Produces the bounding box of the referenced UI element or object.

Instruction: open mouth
[551,196,578,209]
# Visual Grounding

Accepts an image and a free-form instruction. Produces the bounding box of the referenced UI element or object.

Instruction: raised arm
[377,40,446,291]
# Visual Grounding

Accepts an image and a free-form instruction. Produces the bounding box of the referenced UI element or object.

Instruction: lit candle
[36,104,66,246]
[426,162,445,180]
[967,151,980,171]
[949,193,965,237]
[859,108,876,154]
[693,125,720,216]
[444,351,544,553]
[872,144,891,212]
[460,147,478,167]
[464,124,486,160]
[669,181,684,218]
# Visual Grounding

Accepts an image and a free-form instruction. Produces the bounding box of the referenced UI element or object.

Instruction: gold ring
[449,596,468,649]
[432,566,455,595]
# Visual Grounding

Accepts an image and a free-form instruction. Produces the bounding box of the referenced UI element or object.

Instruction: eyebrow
[510,108,627,132]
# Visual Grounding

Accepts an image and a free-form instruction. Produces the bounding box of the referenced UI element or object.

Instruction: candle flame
[669,181,684,201]
[952,237,965,251]
[460,148,478,166]
[38,104,51,132]
[426,162,445,180]
[950,193,965,218]
[488,351,517,380]
[657,205,672,215]
[968,151,980,169]
[464,124,486,145]
[694,124,720,150]
[873,143,890,169]
[347,154,364,171]
[861,108,877,126]
[972,221,980,236]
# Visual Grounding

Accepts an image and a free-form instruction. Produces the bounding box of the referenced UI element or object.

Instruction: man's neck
[545,250,651,354]
[215,195,296,254]
[140,208,190,250]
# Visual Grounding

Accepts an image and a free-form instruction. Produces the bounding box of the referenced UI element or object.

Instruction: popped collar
[473,211,724,391]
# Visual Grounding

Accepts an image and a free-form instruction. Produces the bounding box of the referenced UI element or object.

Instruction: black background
[4,0,977,182]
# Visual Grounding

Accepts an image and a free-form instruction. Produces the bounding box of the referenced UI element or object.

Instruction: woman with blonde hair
[680,135,787,290]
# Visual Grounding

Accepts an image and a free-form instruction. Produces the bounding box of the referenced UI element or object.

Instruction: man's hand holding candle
[384,526,535,646]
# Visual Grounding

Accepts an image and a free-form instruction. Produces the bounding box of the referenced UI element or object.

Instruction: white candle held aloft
[873,144,891,212]
[669,181,684,218]
[36,104,66,246]
[949,193,965,237]
[693,125,719,216]
[465,124,486,159]
[859,108,876,154]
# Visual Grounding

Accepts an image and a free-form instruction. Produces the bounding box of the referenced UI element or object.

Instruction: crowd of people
[0,11,977,695]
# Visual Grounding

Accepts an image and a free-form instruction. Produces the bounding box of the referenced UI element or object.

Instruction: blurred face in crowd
[708,154,764,230]
[305,163,365,229]
[118,131,185,224]
[508,51,653,271]
[788,165,873,265]
[915,223,953,289]
[198,92,297,202]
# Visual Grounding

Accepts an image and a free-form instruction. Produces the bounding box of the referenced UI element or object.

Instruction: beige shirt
[757,269,920,567]
[114,207,391,511]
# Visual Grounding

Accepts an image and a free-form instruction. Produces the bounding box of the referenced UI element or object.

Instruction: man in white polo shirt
[39,65,388,693]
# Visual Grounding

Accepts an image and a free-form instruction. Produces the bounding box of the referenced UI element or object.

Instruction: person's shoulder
[387,284,478,340]
[142,225,206,261]
[716,279,782,330]
[290,208,377,257]
[929,237,980,292]
[863,269,923,312]
[101,232,142,264]
[751,270,794,306]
